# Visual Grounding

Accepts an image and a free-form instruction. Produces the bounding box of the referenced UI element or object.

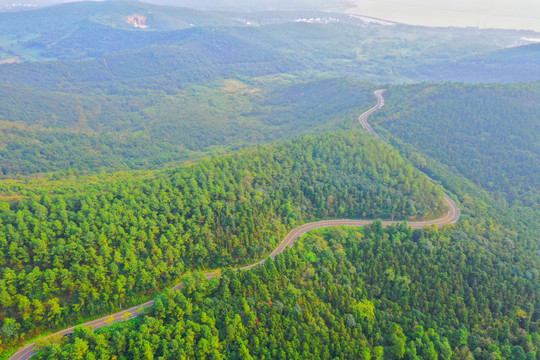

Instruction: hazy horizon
[1,0,539,32]
[343,0,540,32]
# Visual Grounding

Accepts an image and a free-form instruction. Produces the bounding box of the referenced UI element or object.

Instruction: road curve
[358,89,385,139]
[9,89,459,360]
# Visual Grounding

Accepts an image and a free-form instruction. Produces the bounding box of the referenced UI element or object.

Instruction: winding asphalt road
[8,89,460,360]
[358,89,385,139]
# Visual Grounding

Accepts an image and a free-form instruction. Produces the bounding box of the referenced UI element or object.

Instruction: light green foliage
[375,82,540,209]
[33,224,538,359]
[0,78,374,176]
[0,130,445,353]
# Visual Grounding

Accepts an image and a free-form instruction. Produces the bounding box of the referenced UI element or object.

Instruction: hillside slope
[372,82,540,207]
[31,221,539,359]
[0,78,375,176]
[27,85,540,360]
[0,130,447,354]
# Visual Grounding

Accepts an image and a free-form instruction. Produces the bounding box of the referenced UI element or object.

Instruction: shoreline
[340,1,540,32]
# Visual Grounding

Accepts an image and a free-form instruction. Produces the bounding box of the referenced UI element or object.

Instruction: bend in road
[358,89,385,139]
[9,89,460,360]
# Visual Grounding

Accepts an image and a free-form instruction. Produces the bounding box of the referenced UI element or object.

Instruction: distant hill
[0,1,236,32]
[0,0,345,12]
[0,1,536,76]
[416,43,540,83]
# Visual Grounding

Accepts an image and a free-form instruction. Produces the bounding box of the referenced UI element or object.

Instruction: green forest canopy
[0,130,446,354]
[33,223,539,359]
[0,78,375,176]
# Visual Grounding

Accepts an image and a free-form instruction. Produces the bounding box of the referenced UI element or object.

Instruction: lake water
[343,0,540,32]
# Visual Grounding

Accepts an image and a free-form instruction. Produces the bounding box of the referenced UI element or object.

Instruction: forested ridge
[32,224,539,359]
[0,130,446,354]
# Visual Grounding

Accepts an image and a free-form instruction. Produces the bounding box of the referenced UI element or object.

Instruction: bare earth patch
[0,56,21,65]
[125,14,148,28]
[221,79,261,95]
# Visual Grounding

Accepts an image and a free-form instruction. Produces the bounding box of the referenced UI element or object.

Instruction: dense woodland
[0,130,446,354]
[1,4,539,358]
[33,224,538,359]
[0,78,374,176]
[371,82,540,312]
[368,83,539,265]
[13,80,539,359]
[373,82,540,208]
[416,44,540,83]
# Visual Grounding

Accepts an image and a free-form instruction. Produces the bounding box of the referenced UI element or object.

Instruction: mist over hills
[0,1,537,74]
[415,43,540,83]
[0,0,345,12]
[0,1,538,176]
